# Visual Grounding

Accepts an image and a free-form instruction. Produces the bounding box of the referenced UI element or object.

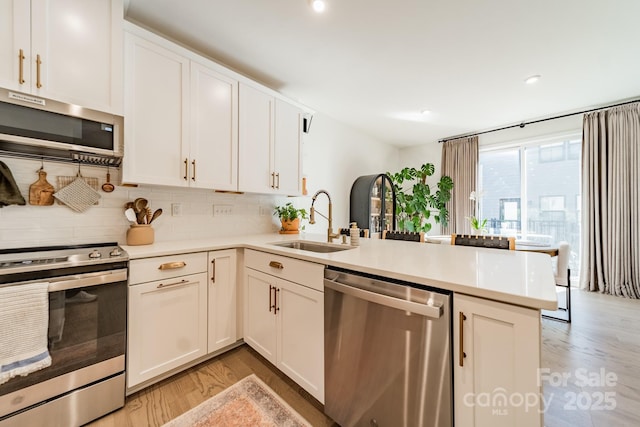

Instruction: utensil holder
[126,224,154,246]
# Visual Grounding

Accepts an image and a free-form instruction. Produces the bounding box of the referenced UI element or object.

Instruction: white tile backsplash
[0,157,286,249]
[0,112,401,249]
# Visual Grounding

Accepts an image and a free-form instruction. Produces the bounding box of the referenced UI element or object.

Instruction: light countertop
[122,233,558,310]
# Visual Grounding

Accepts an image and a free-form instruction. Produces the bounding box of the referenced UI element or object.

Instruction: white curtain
[441,136,478,235]
[581,102,640,297]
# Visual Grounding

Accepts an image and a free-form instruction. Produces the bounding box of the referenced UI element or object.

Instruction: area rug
[162,374,312,427]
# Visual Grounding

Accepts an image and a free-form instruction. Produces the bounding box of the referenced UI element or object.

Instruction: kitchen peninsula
[124,233,556,427]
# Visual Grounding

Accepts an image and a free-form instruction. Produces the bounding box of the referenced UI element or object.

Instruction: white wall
[298,113,400,235]
[0,115,397,249]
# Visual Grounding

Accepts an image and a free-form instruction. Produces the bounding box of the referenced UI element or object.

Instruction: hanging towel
[0,161,26,208]
[0,282,52,385]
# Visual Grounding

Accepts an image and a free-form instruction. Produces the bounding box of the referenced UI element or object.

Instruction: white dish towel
[0,282,52,385]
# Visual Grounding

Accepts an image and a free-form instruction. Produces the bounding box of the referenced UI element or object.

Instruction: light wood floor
[88,345,336,427]
[90,289,640,427]
[541,289,640,427]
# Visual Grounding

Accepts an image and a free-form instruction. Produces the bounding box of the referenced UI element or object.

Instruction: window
[500,198,520,220]
[540,196,565,211]
[568,140,581,160]
[539,142,564,162]
[478,134,581,277]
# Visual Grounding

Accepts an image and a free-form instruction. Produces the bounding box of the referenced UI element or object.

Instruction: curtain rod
[438,98,640,143]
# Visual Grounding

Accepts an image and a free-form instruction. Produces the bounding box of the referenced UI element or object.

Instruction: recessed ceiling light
[524,75,541,85]
[420,109,431,115]
[311,0,326,13]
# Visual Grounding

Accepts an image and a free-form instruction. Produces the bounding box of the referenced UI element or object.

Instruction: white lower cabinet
[128,250,238,390]
[127,271,208,389]
[244,250,324,403]
[244,269,278,361]
[454,293,542,427]
[207,249,237,353]
[277,276,324,401]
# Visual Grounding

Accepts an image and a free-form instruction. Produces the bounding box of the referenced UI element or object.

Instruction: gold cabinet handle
[183,158,188,180]
[210,259,216,283]
[157,279,189,289]
[191,159,196,181]
[268,261,284,269]
[269,285,275,313]
[158,261,187,270]
[275,172,280,189]
[36,54,42,88]
[18,49,25,84]
[271,172,276,189]
[275,288,280,314]
[459,311,467,367]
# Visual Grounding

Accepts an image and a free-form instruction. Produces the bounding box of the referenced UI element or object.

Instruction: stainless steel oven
[0,243,128,427]
[324,267,452,427]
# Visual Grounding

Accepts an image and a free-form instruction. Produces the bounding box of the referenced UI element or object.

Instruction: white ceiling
[124,0,640,147]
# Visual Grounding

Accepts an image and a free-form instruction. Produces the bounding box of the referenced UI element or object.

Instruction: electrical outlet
[171,203,182,217]
[213,204,233,216]
[259,205,270,216]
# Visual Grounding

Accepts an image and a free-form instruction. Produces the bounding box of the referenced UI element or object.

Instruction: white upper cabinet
[0,0,123,114]
[123,31,189,187]
[122,23,306,194]
[273,98,303,195]
[0,1,30,93]
[122,25,239,190]
[190,62,238,191]
[238,84,273,193]
[239,83,303,195]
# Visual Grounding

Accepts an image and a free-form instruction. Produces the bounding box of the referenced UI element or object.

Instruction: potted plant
[468,190,488,233]
[274,202,308,234]
[387,163,454,233]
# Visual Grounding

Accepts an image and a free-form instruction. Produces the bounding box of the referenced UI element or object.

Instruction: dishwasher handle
[325,278,443,319]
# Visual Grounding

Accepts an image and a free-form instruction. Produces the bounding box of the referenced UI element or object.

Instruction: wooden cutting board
[29,170,55,206]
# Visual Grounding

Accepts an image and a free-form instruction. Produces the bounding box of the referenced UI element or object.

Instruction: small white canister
[349,222,360,246]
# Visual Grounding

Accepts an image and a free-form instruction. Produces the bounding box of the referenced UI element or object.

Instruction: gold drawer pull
[269,261,284,269]
[158,261,187,270]
[157,279,189,289]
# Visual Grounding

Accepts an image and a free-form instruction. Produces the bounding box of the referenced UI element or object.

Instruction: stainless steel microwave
[0,88,123,166]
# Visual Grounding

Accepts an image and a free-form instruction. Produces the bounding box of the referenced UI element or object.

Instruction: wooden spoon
[149,208,163,224]
[136,209,147,224]
[134,198,148,213]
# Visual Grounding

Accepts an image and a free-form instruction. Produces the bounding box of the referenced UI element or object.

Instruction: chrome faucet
[309,189,340,243]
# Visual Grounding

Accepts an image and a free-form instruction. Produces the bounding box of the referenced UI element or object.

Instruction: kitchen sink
[271,240,355,253]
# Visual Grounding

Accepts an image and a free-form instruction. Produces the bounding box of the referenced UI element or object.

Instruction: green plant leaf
[388,163,452,232]
[421,163,435,177]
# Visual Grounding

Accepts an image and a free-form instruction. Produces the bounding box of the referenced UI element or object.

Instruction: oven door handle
[47,269,128,292]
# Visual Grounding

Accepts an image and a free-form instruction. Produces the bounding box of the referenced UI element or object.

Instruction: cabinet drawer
[245,249,324,292]
[129,252,208,284]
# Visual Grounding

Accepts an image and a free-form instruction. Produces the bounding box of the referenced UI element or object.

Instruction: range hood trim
[0,140,123,167]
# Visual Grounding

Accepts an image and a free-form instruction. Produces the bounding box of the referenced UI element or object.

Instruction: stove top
[0,243,129,275]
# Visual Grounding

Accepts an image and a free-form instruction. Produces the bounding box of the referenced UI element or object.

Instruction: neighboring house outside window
[478,134,581,279]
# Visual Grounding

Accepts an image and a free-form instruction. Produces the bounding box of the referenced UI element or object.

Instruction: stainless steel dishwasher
[324,267,452,427]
